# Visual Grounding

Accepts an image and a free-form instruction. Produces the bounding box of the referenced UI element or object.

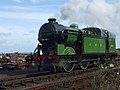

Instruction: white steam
[59,0,120,48]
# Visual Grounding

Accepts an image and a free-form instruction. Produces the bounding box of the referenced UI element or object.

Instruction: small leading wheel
[43,62,56,73]
[60,58,75,72]
[79,62,89,69]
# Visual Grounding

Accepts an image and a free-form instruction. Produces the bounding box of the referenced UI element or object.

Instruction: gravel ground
[0,67,39,78]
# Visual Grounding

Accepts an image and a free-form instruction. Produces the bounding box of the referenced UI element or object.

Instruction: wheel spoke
[63,62,75,72]
[59,59,75,72]
[79,62,89,69]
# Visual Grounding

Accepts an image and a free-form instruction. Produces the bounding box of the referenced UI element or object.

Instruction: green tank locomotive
[34,18,116,72]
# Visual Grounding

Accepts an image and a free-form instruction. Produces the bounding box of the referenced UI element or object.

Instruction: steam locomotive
[34,18,116,72]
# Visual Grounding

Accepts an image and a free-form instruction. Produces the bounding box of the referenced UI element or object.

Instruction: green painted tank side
[57,44,76,55]
[57,44,65,55]
[109,38,116,53]
[65,27,78,45]
[67,34,77,45]
[83,37,106,53]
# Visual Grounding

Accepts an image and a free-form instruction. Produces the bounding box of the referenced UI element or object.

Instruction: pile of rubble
[0,52,32,70]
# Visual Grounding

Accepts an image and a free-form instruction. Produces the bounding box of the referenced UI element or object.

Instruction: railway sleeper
[3,81,13,87]
[0,83,8,89]
[19,80,27,86]
[41,76,50,80]
[35,86,46,90]
[24,79,33,83]
[30,77,41,83]
[32,80,40,84]
[45,83,55,88]
[47,75,56,81]
[84,83,92,88]
[35,82,56,89]
[54,81,64,86]
[10,80,23,87]
[35,84,46,89]
[73,83,92,90]
[25,85,46,90]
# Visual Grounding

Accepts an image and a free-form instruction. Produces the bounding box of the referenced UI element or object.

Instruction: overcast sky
[0,0,120,53]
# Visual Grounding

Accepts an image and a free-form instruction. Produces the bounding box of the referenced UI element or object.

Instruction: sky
[0,0,120,53]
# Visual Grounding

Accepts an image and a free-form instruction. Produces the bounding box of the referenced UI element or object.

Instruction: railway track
[24,70,95,90]
[0,67,99,90]
[0,66,119,90]
[0,71,51,89]
[0,60,119,90]
[24,67,120,90]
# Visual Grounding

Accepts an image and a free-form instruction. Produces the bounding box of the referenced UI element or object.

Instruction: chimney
[48,18,56,23]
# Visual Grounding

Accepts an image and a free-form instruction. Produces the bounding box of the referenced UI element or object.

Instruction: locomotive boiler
[34,18,116,72]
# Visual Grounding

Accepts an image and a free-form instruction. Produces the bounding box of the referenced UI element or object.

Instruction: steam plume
[60,0,120,48]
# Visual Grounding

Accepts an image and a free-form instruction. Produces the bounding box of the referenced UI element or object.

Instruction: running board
[81,58,100,62]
